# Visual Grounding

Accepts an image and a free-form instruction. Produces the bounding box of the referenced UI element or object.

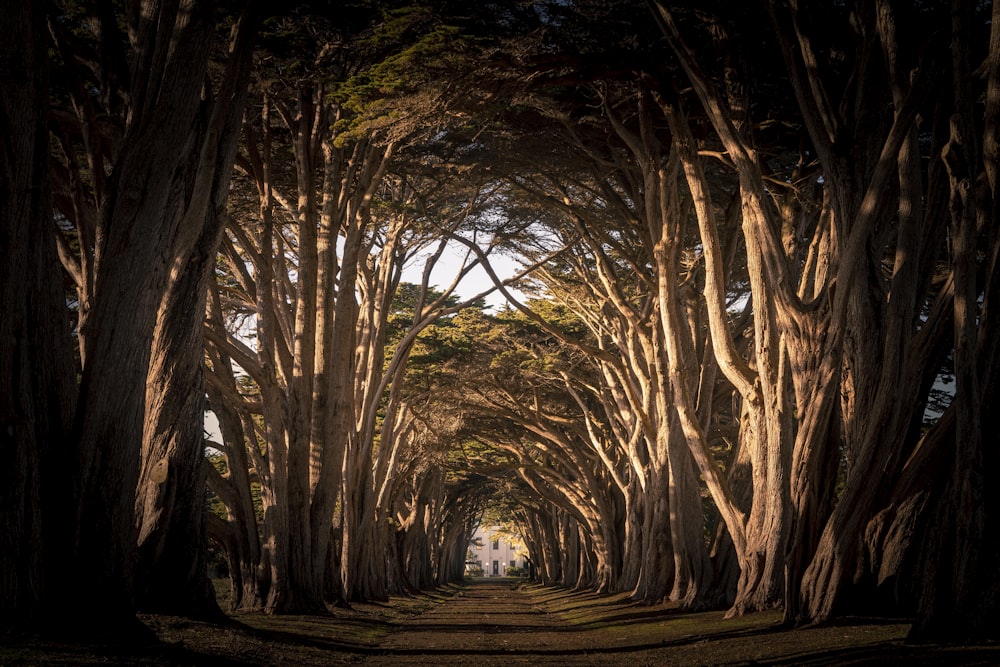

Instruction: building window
[492,539,499,550]
[510,560,515,568]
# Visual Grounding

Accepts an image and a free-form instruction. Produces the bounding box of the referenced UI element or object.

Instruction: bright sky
[411,242,526,311]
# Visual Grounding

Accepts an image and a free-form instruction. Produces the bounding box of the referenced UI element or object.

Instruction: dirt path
[360,580,578,665]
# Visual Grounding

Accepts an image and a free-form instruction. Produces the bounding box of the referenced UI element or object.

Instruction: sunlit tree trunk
[654,9,845,616]
[271,83,325,613]
[135,7,257,617]
[395,468,440,590]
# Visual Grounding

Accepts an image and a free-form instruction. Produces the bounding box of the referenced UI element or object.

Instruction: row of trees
[2,0,997,646]
[4,0,526,627]
[3,0,261,632]
[443,0,1000,643]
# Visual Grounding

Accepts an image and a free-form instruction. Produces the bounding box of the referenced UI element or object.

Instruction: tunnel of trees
[2,0,998,646]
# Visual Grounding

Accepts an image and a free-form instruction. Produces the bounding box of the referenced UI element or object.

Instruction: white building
[466,525,528,577]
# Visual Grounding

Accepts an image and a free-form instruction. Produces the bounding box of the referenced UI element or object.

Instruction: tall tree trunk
[204,283,270,611]
[135,5,258,617]
[631,462,674,602]
[911,1,1000,628]
[138,242,220,616]
[0,0,76,628]
[657,84,789,617]
[788,0,967,627]
[667,418,716,609]
[617,480,644,592]
[278,83,325,614]
[68,1,216,630]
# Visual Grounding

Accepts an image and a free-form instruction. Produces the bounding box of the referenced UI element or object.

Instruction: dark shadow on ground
[4,582,999,666]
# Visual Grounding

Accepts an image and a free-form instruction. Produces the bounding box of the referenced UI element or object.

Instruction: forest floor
[3,579,999,666]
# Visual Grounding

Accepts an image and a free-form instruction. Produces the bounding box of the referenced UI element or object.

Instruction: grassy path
[359,580,999,666]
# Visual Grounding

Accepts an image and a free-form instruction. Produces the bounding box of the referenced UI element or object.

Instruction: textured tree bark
[139,248,220,616]
[910,5,1000,627]
[654,0,943,624]
[0,0,77,628]
[333,215,368,602]
[67,1,217,631]
[631,464,674,602]
[135,5,258,617]
[616,480,644,592]
[667,420,716,609]
[396,475,435,590]
[278,83,325,614]
[660,97,787,616]
[788,0,957,627]
[646,123,721,609]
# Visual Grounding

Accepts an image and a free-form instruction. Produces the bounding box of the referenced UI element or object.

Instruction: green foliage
[385,286,495,392]
[321,3,477,145]
[333,7,459,109]
[252,1,484,149]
